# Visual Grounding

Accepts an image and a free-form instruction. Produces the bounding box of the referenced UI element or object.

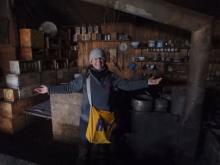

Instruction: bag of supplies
[85,76,116,144]
[86,106,115,144]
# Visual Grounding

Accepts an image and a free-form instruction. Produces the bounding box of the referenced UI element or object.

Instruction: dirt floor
[0,118,176,165]
[0,118,76,165]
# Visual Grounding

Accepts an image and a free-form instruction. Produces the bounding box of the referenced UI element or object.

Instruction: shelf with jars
[75,38,190,81]
[128,40,190,82]
[68,23,191,82]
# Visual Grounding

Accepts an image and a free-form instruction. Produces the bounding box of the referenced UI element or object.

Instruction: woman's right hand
[33,85,48,94]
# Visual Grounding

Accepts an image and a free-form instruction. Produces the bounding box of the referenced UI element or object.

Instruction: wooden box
[9,60,41,74]
[0,115,30,134]
[0,99,32,134]
[0,95,48,134]
[3,88,19,102]
[19,28,44,48]
[20,47,44,61]
[6,73,40,89]
[50,93,83,143]
[0,100,30,118]
[3,86,38,102]
[0,95,49,119]
[20,47,32,60]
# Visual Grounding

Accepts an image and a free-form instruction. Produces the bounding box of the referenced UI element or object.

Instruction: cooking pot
[131,94,154,112]
[154,97,169,112]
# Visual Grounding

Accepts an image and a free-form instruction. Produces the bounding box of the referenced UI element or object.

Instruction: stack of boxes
[0,27,80,134]
[0,29,46,134]
[72,24,131,42]
[19,29,44,60]
[0,60,44,134]
[73,25,100,42]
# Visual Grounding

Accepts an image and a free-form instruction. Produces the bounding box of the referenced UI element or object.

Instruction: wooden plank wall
[78,23,190,79]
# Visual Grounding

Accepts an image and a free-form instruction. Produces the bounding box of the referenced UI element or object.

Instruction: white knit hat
[89,48,106,62]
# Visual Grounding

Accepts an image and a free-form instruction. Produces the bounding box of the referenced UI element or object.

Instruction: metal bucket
[131,94,154,112]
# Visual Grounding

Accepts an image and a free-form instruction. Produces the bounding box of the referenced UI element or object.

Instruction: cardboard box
[19,28,44,48]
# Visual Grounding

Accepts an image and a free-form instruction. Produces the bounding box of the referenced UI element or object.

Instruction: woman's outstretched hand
[33,85,48,94]
[148,77,163,85]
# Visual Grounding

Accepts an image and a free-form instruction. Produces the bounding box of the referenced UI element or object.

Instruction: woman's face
[90,58,105,71]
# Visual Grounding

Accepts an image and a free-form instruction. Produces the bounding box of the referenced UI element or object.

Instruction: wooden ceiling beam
[81,0,213,32]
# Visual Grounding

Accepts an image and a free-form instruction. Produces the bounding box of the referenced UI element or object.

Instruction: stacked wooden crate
[0,99,30,134]
[0,92,49,134]
[19,28,44,60]
[0,62,41,134]
[0,60,51,134]
[0,29,45,134]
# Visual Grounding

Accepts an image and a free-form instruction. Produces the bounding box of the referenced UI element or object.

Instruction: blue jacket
[49,69,148,122]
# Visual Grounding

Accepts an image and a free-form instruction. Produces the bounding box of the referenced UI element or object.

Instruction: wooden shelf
[78,40,130,43]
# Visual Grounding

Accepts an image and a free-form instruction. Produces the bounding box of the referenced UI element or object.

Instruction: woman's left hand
[148,77,163,85]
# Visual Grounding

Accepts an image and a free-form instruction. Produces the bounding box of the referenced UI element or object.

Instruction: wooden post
[175,24,212,165]
[183,24,212,124]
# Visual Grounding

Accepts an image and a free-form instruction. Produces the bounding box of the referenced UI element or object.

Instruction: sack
[86,106,115,144]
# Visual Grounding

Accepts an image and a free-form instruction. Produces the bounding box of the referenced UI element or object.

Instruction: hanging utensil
[118,42,128,70]
[113,57,121,71]
[109,48,121,71]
